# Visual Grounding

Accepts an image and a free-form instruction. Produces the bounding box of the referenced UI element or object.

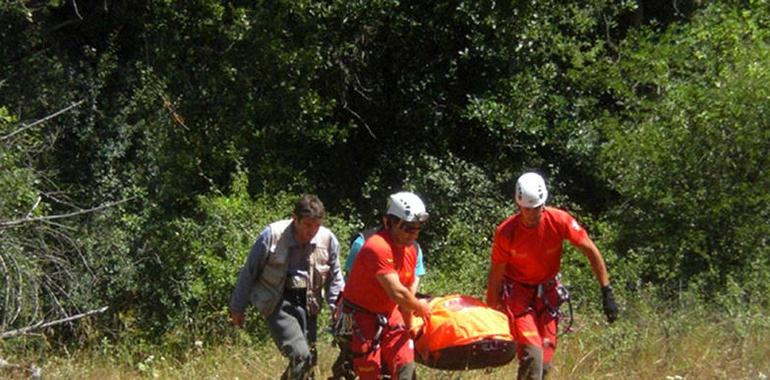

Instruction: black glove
[601,285,619,323]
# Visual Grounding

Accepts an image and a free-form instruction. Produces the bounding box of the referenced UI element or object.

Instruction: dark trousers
[268,289,318,380]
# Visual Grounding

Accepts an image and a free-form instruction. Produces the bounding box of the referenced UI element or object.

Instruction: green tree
[595,3,770,295]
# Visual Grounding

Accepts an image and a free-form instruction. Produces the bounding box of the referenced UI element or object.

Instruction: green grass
[3,304,769,379]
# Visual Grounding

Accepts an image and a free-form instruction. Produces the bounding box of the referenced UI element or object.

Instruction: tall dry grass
[3,304,769,379]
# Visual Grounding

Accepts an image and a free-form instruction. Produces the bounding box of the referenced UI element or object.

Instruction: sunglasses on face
[400,222,423,233]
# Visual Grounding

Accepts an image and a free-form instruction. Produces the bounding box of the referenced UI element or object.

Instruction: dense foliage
[597,3,770,299]
[1,0,768,347]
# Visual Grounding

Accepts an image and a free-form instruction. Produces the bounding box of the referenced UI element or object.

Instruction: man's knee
[396,361,416,380]
[282,339,311,361]
[542,362,552,379]
[517,344,544,380]
[309,344,318,367]
[281,342,313,379]
[289,349,313,366]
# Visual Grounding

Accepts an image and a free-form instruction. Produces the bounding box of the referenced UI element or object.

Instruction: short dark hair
[293,194,325,220]
[384,214,401,225]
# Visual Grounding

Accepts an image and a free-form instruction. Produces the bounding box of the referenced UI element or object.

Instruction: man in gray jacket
[230,194,344,380]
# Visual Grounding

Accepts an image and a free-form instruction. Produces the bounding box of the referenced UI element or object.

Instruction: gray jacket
[229,219,344,317]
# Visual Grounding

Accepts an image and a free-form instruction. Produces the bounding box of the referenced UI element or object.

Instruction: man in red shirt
[486,172,619,380]
[343,191,432,380]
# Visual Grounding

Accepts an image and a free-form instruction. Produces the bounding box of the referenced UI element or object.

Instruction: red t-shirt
[344,230,418,314]
[491,207,588,285]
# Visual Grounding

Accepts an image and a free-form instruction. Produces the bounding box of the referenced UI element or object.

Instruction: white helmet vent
[386,192,429,222]
[515,172,548,208]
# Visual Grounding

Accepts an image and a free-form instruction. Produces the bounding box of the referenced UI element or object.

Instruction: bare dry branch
[26,196,42,218]
[72,0,83,20]
[344,104,376,139]
[0,100,85,142]
[161,95,190,130]
[0,197,134,229]
[0,250,25,328]
[0,252,13,329]
[0,306,108,339]
[45,224,96,277]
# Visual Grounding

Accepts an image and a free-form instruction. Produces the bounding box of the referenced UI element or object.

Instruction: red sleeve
[367,240,397,276]
[555,209,588,245]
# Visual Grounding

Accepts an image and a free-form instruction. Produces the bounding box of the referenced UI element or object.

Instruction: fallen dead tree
[0,305,108,339]
[0,306,107,379]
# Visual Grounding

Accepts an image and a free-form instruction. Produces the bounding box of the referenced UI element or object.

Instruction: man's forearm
[577,238,610,287]
[229,266,256,312]
[231,233,270,311]
[486,281,501,307]
[584,248,610,287]
[486,263,506,308]
[326,255,345,308]
[391,287,424,313]
[409,277,421,295]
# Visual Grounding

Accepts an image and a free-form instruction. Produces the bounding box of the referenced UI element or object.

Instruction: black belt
[340,299,389,357]
[283,288,307,303]
[342,299,378,315]
[504,276,557,289]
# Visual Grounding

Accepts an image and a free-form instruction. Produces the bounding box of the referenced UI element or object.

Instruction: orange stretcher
[410,294,516,370]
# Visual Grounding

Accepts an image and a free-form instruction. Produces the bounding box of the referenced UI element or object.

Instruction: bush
[129,171,362,344]
[595,3,770,295]
[393,153,513,296]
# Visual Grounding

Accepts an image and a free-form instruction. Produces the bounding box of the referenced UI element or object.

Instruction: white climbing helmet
[515,172,548,208]
[386,192,429,222]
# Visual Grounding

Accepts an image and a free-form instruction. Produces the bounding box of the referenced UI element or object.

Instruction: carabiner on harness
[555,283,574,336]
[332,309,355,343]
